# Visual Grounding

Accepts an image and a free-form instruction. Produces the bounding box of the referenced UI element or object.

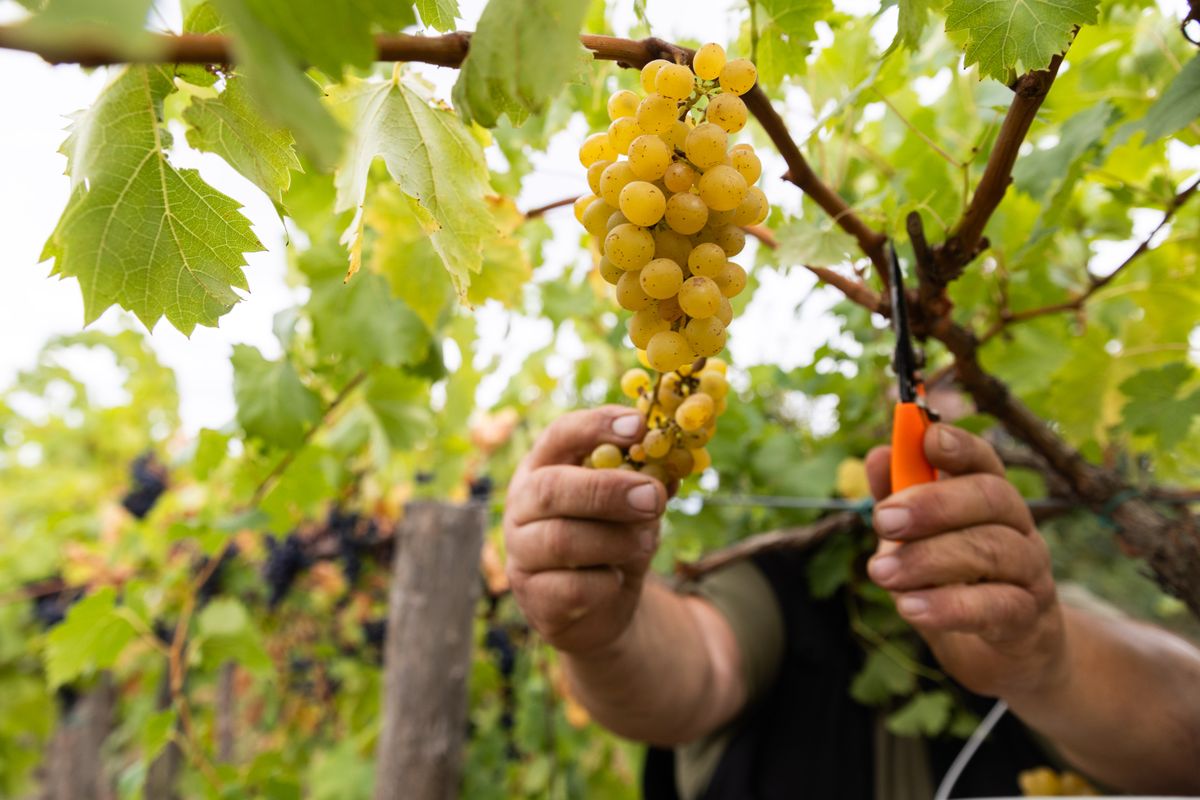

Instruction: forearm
[562,577,745,746]
[1005,604,1200,793]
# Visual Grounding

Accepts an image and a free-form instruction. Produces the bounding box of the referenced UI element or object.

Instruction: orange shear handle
[891,402,937,493]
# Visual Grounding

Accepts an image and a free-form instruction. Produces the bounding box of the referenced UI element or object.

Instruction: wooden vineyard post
[373,500,487,800]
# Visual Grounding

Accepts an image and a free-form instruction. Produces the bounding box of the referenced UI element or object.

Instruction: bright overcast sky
[0,0,1195,434]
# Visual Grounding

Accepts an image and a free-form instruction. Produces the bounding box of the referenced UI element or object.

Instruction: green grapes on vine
[574,43,766,482]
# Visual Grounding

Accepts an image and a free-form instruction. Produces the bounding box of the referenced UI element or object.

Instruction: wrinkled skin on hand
[503,406,666,655]
[865,424,1067,699]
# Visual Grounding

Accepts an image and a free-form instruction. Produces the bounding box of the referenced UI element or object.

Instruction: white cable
[933,699,1009,800]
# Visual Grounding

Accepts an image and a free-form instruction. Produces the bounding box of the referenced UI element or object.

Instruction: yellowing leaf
[945,0,1098,82]
[40,66,263,334]
[333,77,497,296]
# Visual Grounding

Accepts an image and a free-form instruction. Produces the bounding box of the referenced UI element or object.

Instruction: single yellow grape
[730,146,762,185]
[684,316,727,357]
[665,192,709,235]
[636,93,677,135]
[663,448,695,480]
[643,428,673,458]
[698,164,748,212]
[705,357,728,375]
[582,198,616,236]
[657,294,684,322]
[574,194,596,224]
[639,257,684,300]
[676,392,715,431]
[608,116,642,155]
[627,134,672,181]
[719,58,757,95]
[698,369,728,400]
[732,186,769,227]
[604,223,655,270]
[688,242,727,278]
[679,422,714,448]
[706,93,748,134]
[641,59,671,92]
[690,447,712,473]
[629,443,646,462]
[591,442,624,469]
[693,42,726,81]
[615,270,653,311]
[678,275,722,318]
[667,119,693,151]
[599,160,636,208]
[637,349,652,369]
[608,89,640,120]
[639,462,670,484]
[579,132,616,167]
[712,224,746,256]
[1018,768,1061,798]
[653,228,692,265]
[655,62,695,100]
[599,256,623,285]
[663,161,697,193]
[619,181,667,227]
[657,372,686,412]
[715,295,733,325]
[685,122,728,169]
[646,330,691,372]
[606,209,629,231]
[620,367,652,398]
[628,306,669,348]
[587,159,611,194]
[716,261,747,297]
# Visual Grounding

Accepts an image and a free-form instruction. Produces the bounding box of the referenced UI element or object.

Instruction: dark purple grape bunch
[121,451,168,519]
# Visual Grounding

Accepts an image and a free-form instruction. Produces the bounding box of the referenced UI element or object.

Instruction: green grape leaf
[333,76,497,295]
[193,428,230,479]
[305,270,431,371]
[414,0,459,31]
[212,0,345,168]
[236,0,375,76]
[196,598,272,673]
[944,0,1098,82]
[44,587,137,688]
[895,0,931,51]
[1119,363,1200,445]
[1013,102,1115,199]
[753,0,832,85]
[230,345,321,448]
[886,690,953,736]
[368,188,455,331]
[452,0,592,127]
[184,78,302,204]
[775,216,858,267]
[466,198,533,308]
[138,709,177,765]
[850,647,918,704]
[40,66,263,334]
[1138,55,1200,144]
[364,369,435,449]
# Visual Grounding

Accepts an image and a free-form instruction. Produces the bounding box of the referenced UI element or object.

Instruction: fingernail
[938,426,959,453]
[612,414,641,438]
[640,527,657,553]
[897,596,929,617]
[627,483,661,513]
[869,555,899,583]
[875,507,911,537]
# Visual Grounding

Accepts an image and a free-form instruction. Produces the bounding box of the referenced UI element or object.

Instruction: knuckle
[532,469,561,515]
[542,520,571,565]
[966,528,1003,577]
[975,473,1016,520]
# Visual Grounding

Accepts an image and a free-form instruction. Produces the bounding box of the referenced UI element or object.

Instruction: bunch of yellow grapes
[574,43,767,480]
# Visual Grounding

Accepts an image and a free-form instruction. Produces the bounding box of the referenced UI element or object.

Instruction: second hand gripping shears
[888,241,938,493]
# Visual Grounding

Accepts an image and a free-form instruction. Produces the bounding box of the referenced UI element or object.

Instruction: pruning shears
[888,241,938,493]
